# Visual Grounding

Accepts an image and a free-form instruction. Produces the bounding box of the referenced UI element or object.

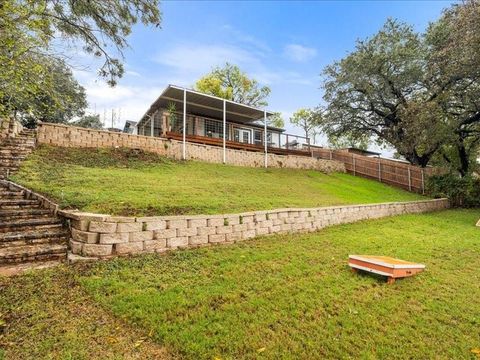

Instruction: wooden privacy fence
[312,148,435,193]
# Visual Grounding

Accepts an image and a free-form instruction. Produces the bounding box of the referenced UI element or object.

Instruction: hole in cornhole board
[348,255,425,284]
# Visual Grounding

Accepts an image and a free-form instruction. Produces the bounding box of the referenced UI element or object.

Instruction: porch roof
[138,85,275,126]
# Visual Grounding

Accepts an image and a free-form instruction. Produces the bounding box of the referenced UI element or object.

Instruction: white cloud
[219,25,271,54]
[125,70,141,77]
[153,44,259,77]
[283,44,317,62]
[152,42,314,88]
[74,70,163,126]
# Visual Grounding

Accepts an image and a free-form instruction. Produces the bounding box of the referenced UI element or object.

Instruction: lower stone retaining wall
[36,122,345,172]
[61,199,449,258]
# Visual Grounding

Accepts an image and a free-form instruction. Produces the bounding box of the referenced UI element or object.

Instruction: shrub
[426,173,480,207]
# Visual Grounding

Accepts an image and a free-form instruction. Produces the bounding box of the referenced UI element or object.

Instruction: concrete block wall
[0,118,24,142]
[61,198,449,258]
[36,122,345,173]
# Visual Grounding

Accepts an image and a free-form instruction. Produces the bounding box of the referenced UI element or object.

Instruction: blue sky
[76,0,451,149]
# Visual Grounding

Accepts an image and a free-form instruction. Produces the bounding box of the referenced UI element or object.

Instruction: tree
[1,0,161,119]
[194,63,271,107]
[71,114,103,129]
[425,0,480,176]
[289,108,321,141]
[0,1,52,119]
[321,19,446,167]
[18,58,88,128]
[267,112,285,129]
[327,133,370,150]
[321,2,480,175]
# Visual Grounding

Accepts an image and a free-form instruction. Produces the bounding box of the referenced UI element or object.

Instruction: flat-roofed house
[135,85,311,161]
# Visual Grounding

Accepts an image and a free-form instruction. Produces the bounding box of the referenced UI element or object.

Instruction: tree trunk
[404,152,431,168]
[456,138,469,177]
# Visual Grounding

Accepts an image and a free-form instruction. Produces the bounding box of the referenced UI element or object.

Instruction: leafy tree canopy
[267,112,285,129]
[290,108,322,141]
[70,114,103,129]
[320,0,480,175]
[194,63,271,107]
[327,133,370,151]
[17,57,87,128]
[1,0,161,120]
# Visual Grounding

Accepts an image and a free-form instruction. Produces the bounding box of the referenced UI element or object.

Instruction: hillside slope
[12,145,426,216]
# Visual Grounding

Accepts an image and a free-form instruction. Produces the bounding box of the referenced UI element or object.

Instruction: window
[254,130,273,145]
[254,130,262,145]
[233,128,251,144]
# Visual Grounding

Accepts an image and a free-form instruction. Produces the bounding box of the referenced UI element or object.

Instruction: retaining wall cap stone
[59,210,111,221]
[55,198,448,222]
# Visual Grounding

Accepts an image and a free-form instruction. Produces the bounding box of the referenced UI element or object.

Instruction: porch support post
[182,88,186,160]
[151,112,154,136]
[264,110,268,168]
[223,99,226,164]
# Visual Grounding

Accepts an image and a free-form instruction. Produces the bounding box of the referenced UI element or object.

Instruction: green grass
[0,266,169,360]
[2,209,477,359]
[11,145,425,216]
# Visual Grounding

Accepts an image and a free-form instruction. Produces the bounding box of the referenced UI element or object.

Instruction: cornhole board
[348,255,425,284]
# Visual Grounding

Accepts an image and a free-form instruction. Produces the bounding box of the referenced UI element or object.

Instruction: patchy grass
[79,209,480,359]
[2,210,476,359]
[12,145,425,216]
[0,265,170,360]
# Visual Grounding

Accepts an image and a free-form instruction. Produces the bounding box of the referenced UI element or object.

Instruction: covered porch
[136,85,312,164]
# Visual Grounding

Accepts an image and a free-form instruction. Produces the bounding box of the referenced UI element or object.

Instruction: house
[135,85,311,157]
[123,120,137,134]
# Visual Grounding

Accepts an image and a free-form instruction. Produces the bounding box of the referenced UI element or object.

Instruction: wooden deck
[165,132,311,157]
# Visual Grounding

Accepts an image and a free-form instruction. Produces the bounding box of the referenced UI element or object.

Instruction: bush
[426,173,480,207]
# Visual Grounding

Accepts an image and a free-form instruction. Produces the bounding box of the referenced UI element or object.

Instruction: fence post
[378,161,382,182]
[352,155,356,176]
[286,134,289,150]
[421,169,425,195]
[329,149,333,160]
[408,167,412,192]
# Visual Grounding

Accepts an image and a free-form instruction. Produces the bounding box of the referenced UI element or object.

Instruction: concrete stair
[0,184,69,265]
[0,129,36,179]
[0,129,69,268]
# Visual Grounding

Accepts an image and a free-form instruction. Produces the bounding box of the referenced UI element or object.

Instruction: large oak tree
[320,0,480,175]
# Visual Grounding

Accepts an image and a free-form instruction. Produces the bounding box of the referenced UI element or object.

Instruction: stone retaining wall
[61,199,449,258]
[36,122,345,172]
[0,118,24,142]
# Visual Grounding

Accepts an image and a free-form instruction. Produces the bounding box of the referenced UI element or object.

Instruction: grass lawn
[11,145,425,216]
[1,209,479,359]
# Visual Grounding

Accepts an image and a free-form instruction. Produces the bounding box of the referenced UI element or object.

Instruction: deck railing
[161,112,313,155]
[165,132,312,157]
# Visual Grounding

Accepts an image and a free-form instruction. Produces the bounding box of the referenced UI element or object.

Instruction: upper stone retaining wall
[0,118,24,142]
[61,198,449,258]
[36,122,345,172]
